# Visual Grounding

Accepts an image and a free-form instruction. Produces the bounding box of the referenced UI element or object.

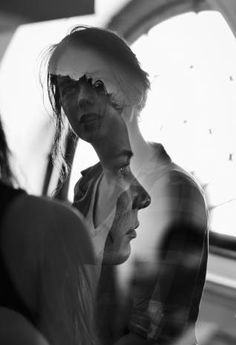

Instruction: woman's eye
[61,87,74,97]
[57,76,78,98]
[117,165,131,178]
[60,83,77,98]
[93,80,105,91]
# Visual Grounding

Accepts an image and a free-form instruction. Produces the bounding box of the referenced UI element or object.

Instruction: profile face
[50,43,140,143]
[97,119,151,265]
[102,175,151,265]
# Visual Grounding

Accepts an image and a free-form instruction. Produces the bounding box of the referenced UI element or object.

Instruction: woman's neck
[125,120,154,171]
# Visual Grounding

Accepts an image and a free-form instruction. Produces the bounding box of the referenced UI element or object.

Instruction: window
[131,11,236,239]
[68,11,236,242]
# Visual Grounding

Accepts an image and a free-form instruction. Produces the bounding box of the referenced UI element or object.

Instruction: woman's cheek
[116,190,132,214]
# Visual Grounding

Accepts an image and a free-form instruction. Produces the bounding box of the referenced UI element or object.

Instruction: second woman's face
[51,44,137,143]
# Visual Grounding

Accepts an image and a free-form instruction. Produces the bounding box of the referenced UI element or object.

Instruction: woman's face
[50,43,140,143]
[49,42,151,265]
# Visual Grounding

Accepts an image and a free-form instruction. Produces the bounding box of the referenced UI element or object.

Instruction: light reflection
[132,11,236,237]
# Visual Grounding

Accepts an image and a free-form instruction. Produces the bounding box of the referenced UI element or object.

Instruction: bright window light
[131,11,236,237]
[0,17,97,194]
[69,11,236,239]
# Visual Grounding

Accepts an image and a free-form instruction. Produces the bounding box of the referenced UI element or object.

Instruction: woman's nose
[77,81,95,109]
[132,181,151,210]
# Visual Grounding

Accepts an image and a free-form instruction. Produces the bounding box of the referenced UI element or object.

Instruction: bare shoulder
[150,164,208,227]
[152,164,206,201]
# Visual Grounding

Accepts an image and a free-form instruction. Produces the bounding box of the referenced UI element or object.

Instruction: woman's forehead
[49,44,118,79]
[49,42,144,107]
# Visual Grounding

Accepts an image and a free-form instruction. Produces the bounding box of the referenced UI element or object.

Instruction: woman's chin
[102,244,131,265]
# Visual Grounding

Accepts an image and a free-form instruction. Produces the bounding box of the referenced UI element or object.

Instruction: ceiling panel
[0,0,94,23]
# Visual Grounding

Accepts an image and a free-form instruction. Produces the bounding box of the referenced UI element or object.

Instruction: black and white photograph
[0,1,236,344]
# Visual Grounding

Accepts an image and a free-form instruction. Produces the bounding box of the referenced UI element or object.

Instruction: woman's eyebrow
[55,75,80,86]
[114,149,133,160]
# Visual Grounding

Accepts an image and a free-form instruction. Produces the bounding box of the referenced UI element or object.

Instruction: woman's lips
[126,222,139,239]
[126,229,137,239]
[79,113,101,124]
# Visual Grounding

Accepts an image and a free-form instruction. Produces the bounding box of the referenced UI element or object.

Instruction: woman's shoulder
[152,163,206,205]
[147,144,204,195]
[146,149,208,221]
